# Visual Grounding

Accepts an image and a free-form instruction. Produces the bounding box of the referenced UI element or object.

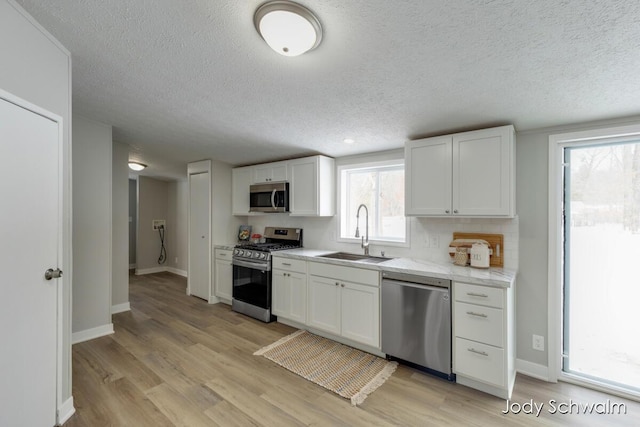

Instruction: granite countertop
[273,248,517,288]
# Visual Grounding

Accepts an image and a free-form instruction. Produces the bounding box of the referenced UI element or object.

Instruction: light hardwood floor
[66,272,639,426]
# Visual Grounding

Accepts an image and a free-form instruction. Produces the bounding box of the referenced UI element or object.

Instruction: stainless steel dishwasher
[381,271,454,380]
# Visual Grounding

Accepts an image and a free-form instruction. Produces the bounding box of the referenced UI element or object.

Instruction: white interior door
[189,172,210,300]
[0,96,60,426]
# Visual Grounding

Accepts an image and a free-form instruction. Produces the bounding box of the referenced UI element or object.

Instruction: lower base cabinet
[308,262,380,349]
[272,269,307,324]
[214,249,233,302]
[272,257,308,323]
[452,281,515,399]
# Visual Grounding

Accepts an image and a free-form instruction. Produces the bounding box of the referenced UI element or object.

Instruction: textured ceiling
[14,0,640,179]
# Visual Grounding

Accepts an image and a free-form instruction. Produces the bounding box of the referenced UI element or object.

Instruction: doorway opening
[560,136,640,397]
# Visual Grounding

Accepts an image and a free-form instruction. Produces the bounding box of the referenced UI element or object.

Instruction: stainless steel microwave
[249,182,289,213]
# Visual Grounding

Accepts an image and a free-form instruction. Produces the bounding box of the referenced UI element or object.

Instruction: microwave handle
[271,189,277,210]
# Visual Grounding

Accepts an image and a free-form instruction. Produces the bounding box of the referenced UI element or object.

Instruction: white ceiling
[15,0,640,179]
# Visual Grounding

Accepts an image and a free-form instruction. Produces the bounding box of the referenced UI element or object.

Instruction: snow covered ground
[567,223,640,391]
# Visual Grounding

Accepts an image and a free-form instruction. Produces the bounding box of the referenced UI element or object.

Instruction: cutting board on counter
[449,232,504,268]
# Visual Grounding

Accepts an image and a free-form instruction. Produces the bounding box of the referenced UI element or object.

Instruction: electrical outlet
[533,334,545,351]
[429,236,440,248]
[152,219,166,230]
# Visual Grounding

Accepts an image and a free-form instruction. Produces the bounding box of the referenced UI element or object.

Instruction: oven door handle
[233,258,271,271]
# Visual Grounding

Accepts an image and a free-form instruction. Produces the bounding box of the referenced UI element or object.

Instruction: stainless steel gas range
[231,227,302,322]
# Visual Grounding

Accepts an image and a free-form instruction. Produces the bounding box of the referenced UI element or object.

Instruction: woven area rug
[254,330,397,405]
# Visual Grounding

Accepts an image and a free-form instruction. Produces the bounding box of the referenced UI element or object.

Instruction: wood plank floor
[65,272,640,426]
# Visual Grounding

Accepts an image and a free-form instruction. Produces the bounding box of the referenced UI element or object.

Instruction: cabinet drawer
[454,302,503,347]
[454,338,505,387]
[308,262,379,287]
[455,282,503,308]
[272,257,306,273]
[215,249,233,260]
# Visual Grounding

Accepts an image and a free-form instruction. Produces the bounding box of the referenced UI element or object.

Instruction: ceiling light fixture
[343,138,355,144]
[128,161,147,171]
[254,1,323,57]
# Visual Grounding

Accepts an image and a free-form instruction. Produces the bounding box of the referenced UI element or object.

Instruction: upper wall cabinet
[288,155,335,217]
[253,161,288,183]
[405,125,515,217]
[232,155,336,217]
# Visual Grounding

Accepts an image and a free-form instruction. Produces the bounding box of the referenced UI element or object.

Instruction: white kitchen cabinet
[452,281,515,399]
[340,281,379,347]
[253,161,288,183]
[308,262,380,348]
[307,275,341,335]
[214,249,233,303]
[231,166,252,216]
[272,257,307,324]
[288,155,335,217]
[405,125,515,217]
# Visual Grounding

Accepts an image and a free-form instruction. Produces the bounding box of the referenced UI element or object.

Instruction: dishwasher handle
[382,278,449,293]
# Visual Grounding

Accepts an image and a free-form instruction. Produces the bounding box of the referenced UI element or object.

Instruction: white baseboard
[111,302,131,314]
[516,358,550,381]
[135,266,188,277]
[166,267,187,277]
[72,323,114,344]
[135,266,166,275]
[129,263,136,269]
[57,396,75,425]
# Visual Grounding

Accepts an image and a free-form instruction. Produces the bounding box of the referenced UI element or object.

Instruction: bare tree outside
[342,165,405,241]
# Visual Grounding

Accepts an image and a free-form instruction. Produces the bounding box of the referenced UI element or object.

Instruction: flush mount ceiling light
[128,161,147,171]
[343,138,355,144]
[254,1,323,57]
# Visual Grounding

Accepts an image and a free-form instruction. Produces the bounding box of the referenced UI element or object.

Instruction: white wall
[137,176,169,272]
[72,115,113,338]
[129,179,137,266]
[167,179,189,273]
[112,142,129,312]
[212,160,243,246]
[0,0,73,406]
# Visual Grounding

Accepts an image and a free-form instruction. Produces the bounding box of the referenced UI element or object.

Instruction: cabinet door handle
[453,209,459,214]
[466,292,488,298]
[466,311,488,318]
[467,348,489,356]
[335,282,339,286]
[218,253,227,257]
[341,283,345,287]
[282,263,291,266]
[445,209,450,214]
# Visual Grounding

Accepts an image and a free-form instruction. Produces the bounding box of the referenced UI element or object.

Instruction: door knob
[44,268,63,280]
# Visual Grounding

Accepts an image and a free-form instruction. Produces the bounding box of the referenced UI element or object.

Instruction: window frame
[336,159,410,247]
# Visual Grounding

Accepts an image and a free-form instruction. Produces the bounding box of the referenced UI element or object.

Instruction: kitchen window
[338,160,407,244]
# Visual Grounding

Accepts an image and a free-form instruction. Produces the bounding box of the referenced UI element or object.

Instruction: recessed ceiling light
[343,138,355,144]
[128,161,147,171]
[254,1,323,57]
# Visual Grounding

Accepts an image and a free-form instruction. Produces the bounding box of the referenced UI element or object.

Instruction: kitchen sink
[318,252,393,264]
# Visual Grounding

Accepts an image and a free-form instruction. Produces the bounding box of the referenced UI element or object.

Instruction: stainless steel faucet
[354,203,369,255]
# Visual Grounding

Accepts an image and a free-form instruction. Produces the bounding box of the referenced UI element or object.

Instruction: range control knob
[234,249,240,256]
[259,253,267,260]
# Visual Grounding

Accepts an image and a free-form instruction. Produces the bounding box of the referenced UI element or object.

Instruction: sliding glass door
[562,139,640,395]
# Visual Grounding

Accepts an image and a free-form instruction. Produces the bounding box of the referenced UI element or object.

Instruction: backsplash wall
[246,215,519,270]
